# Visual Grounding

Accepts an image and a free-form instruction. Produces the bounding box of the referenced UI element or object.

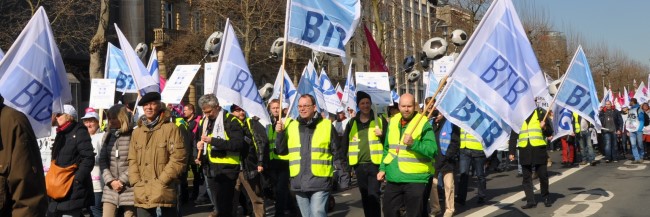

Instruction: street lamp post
[555,59,561,79]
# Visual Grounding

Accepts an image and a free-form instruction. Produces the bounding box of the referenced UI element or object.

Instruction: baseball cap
[62,104,77,119]
[81,107,99,120]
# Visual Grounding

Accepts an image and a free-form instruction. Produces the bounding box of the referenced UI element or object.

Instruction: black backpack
[643,111,649,127]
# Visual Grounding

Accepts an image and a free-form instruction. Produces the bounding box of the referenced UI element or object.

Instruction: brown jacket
[128,109,186,208]
[0,99,48,216]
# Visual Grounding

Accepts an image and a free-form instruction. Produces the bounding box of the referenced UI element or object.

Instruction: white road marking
[466,156,604,217]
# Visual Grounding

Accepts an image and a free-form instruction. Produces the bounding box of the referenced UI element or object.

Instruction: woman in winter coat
[99,105,136,216]
[48,105,96,217]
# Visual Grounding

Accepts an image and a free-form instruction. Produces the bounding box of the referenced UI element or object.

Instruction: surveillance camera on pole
[135,43,148,61]
[205,31,224,58]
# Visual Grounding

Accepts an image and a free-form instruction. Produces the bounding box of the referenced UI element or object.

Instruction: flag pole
[280,0,292,121]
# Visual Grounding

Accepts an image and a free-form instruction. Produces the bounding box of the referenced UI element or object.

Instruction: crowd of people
[2,89,648,217]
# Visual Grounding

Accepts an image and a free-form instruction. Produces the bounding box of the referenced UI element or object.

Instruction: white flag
[342,61,356,111]
[306,61,328,113]
[269,67,297,108]
[319,69,344,114]
[0,7,71,138]
[624,86,630,107]
[147,47,161,92]
[436,0,548,156]
[214,19,271,126]
[634,81,648,104]
[115,24,159,95]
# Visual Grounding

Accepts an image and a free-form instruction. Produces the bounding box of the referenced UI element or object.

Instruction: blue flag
[288,66,324,119]
[214,19,271,126]
[147,47,161,92]
[286,0,361,60]
[0,7,72,138]
[105,43,137,93]
[436,0,548,156]
[342,61,356,110]
[551,103,574,141]
[554,46,602,131]
[391,90,400,103]
[115,24,159,95]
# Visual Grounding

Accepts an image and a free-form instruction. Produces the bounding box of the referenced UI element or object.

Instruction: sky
[513,0,650,66]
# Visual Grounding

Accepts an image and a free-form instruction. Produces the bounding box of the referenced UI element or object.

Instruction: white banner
[161,65,201,104]
[37,127,56,175]
[433,55,454,81]
[355,72,392,106]
[204,62,219,94]
[89,79,116,109]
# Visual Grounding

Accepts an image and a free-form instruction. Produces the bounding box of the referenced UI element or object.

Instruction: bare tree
[0,0,99,81]
[88,0,110,79]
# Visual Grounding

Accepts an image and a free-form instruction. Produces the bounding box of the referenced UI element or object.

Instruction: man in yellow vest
[266,99,296,217]
[275,94,338,217]
[457,128,488,205]
[230,104,268,217]
[196,94,246,217]
[340,91,387,217]
[377,93,437,217]
[509,108,554,209]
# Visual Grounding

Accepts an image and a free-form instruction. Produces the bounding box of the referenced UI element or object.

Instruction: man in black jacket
[231,105,269,217]
[509,108,553,209]
[428,110,460,217]
[196,94,246,217]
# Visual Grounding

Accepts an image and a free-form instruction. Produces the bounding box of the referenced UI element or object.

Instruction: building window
[350,41,356,55]
[165,3,174,29]
[338,66,343,77]
[403,0,410,10]
[397,28,403,39]
[405,10,411,27]
[364,65,369,72]
[414,14,420,30]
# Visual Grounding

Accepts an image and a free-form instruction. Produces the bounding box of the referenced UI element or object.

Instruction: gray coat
[99,130,134,206]
[275,115,339,192]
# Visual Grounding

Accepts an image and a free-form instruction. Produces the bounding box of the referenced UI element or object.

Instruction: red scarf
[56,121,73,133]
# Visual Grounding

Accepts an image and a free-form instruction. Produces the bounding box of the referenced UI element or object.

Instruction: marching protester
[600,100,624,163]
[266,99,296,217]
[275,94,339,217]
[231,104,268,217]
[425,98,459,217]
[0,95,48,216]
[625,98,644,163]
[619,106,630,156]
[82,107,105,217]
[509,107,553,209]
[196,94,246,217]
[128,92,187,217]
[340,91,387,217]
[378,93,437,217]
[561,114,576,167]
[457,128,488,205]
[642,103,650,160]
[574,112,596,166]
[334,109,352,191]
[183,103,209,204]
[47,105,96,217]
[99,104,136,217]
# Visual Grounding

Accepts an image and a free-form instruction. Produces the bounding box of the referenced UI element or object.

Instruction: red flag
[159,75,167,92]
[363,24,389,73]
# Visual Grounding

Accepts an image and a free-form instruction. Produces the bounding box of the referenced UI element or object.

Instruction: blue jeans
[578,131,595,162]
[603,132,619,161]
[629,132,645,161]
[458,150,486,203]
[295,191,330,217]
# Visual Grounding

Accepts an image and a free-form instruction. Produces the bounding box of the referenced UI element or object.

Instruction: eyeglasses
[298,105,313,109]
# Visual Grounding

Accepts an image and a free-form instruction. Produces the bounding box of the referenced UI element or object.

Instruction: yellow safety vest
[202,114,243,165]
[268,122,290,161]
[518,110,547,147]
[460,129,483,151]
[573,112,581,133]
[348,119,383,165]
[383,113,433,174]
[287,118,333,177]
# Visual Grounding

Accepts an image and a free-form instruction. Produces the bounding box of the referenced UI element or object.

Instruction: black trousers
[268,161,293,217]
[207,173,238,217]
[190,163,204,199]
[383,182,427,217]
[355,163,381,217]
[521,164,549,205]
[136,207,177,217]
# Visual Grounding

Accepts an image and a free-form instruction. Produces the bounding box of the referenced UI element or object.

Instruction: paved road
[182,151,649,216]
